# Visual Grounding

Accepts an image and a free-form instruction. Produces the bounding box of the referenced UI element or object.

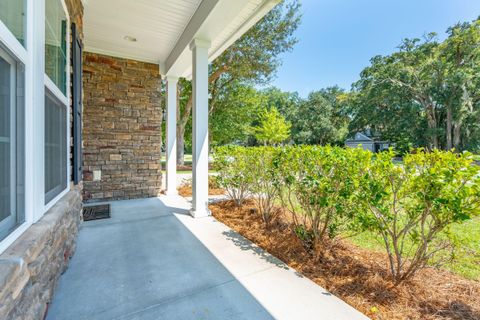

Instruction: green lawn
[161,170,217,174]
[161,170,192,174]
[349,216,480,280]
[160,153,217,173]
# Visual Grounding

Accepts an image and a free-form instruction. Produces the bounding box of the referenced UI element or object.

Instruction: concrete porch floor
[46,196,368,320]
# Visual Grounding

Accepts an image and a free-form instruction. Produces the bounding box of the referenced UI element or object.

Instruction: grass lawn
[161,153,217,173]
[161,170,192,174]
[161,170,217,175]
[349,216,480,280]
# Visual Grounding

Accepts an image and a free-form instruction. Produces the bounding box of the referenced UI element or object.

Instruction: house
[345,131,390,153]
[0,0,281,318]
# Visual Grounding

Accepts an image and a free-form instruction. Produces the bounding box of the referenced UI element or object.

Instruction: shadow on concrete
[221,229,290,270]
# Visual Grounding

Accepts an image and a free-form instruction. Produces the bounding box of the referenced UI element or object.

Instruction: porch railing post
[190,39,211,218]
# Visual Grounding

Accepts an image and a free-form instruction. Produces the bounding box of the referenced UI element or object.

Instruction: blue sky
[270,0,480,97]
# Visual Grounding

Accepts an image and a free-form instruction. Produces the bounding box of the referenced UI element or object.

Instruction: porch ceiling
[82,0,279,77]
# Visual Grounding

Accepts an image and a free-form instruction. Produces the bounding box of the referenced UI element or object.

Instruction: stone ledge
[0,187,83,320]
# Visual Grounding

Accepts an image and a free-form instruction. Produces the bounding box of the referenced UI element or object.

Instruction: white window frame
[43,0,70,213]
[0,0,72,254]
[0,0,31,254]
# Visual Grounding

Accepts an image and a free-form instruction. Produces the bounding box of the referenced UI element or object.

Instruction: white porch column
[165,76,178,195]
[189,39,211,218]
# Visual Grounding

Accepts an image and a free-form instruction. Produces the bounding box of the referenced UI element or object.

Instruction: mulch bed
[175,164,215,171]
[177,185,225,197]
[210,199,480,320]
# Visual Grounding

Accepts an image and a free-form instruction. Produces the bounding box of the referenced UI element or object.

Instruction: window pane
[45,90,67,204]
[0,47,25,241]
[0,56,11,225]
[45,0,67,94]
[0,0,27,47]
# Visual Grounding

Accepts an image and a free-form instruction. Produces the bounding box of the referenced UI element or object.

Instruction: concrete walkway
[46,196,369,320]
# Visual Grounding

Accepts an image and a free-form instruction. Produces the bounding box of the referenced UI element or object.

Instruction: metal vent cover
[82,204,111,221]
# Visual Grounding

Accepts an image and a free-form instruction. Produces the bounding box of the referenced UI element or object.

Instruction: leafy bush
[208,175,220,189]
[214,145,480,283]
[356,149,480,283]
[213,146,252,206]
[247,147,281,226]
[275,145,371,247]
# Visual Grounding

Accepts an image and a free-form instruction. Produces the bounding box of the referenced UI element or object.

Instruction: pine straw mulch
[210,199,480,320]
[177,185,225,197]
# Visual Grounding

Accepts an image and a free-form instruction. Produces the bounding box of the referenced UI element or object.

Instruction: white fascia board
[164,0,219,77]
[164,0,279,78]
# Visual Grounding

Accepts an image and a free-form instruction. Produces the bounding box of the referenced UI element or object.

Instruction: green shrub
[356,149,480,283]
[214,145,480,283]
[275,145,371,247]
[213,146,252,206]
[247,147,281,226]
[208,175,220,189]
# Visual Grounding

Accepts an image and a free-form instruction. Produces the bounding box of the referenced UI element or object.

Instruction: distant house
[345,132,390,153]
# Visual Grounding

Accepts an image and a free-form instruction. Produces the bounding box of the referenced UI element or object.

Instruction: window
[45,0,67,94]
[0,46,25,241]
[44,90,67,204]
[44,0,68,204]
[0,0,27,47]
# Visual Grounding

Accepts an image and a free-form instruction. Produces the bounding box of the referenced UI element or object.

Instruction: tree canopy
[349,18,480,152]
[173,0,302,163]
[168,9,480,155]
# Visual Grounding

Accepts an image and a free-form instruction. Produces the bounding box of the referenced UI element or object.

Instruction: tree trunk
[426,104,439,150]
[446,105,453,150]
[453,122,461,151]
[176,124,185,166]
[176,84,189,166]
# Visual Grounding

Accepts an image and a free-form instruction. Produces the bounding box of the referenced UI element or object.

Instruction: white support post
[189,39,211,218]
[165,76,178,195]
[31,0,46,221]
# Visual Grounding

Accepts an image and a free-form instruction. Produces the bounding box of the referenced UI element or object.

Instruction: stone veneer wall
[82,52,162,202]
[0,188,83,320]
[0,0,84,319]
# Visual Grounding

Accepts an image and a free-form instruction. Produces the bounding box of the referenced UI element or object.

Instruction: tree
[175,0,301,164]
[292,87,349,145]
[350,18,480,152]
[351,35,443,150]
[210,82,265,146]
[253,107,291,145]
[261,87,301,122]
[259,86,350,146]
[439,19,480,150]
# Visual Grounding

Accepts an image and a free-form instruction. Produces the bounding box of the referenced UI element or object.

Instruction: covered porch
[48,2,367,318]
[46,196,368,319]
[82,0,279,216]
